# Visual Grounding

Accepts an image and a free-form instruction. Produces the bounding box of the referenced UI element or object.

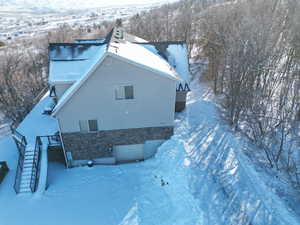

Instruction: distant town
[0,3,158,42]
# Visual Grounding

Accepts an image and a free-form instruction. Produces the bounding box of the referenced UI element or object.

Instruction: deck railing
[29,137,42,192]
[32,86,48,105]
[28,135,62,192]
[12,128,27,194]
[13,133,62,194]
[11,129,27,157]
[13,153,24,194]
[39,135,61,147]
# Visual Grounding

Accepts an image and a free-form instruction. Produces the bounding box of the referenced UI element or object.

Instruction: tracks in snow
[171,80,299,225]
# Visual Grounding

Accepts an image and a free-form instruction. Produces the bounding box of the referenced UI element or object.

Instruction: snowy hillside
[0,0,177,10]
[0,63,299,225]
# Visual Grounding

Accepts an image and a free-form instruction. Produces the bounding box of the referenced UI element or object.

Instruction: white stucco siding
[55,83,72,100]
[56,56,177,133]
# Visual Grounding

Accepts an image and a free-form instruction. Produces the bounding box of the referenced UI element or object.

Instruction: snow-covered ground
[1,0,176,10]
[0,65,299,224]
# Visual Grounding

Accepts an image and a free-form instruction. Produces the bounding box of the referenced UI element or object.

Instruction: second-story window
[115,85,134,100]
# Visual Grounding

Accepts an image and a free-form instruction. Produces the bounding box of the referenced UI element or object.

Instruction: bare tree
[0,47,46,124]
[198,0,300,183]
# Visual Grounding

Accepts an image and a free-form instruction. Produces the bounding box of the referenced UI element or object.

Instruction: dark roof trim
[48,40,186,48]
[48,43,106,47]
[51,59,88,62]
[134,41,187,45]
[75,39,105,41]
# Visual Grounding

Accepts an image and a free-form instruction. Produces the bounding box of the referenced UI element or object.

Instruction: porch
[12,130,64,194]
[10,93,63,194]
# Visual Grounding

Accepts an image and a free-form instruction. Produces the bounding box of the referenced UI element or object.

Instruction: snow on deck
[0,66,299,224]
[16,93,59,147]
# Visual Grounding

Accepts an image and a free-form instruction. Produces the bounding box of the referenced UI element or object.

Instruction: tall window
[115,85,134,100]
[79,120,98,132]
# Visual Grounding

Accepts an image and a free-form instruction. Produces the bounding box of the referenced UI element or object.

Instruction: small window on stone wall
[79,120,98,132]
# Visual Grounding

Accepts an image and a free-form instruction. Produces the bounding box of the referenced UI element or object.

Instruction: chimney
[115,18,122,28]
[111,26,125,43]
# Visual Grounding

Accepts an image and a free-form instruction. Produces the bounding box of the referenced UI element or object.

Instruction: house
[10,28,190,193]
[48,28,190,167]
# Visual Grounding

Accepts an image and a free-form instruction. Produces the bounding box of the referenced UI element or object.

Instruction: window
[79,120,98,132]
[115,86,125,100]
[125,85,134,99]
[79,120,89,132]
[115,85,134,100]
[88,120,98,132]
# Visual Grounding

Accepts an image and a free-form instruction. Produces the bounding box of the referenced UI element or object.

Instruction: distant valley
[0,2,161,42]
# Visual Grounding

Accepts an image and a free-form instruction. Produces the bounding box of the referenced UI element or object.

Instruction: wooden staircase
[12,131,42,194]
[12,129,62,194]
[18,147,39,193]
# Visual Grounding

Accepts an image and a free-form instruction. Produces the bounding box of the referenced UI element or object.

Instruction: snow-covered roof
[107,41,181,81]
[52,41,182,116]
[50,29,190,115]
[139,42,190,83]
[123,32,148,43]
[49,28,190,85]
[51,52,107,115]
[48,44,107,84]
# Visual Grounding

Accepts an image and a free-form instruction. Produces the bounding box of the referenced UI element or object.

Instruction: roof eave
[48,80,76,85]
[106,52,181,82]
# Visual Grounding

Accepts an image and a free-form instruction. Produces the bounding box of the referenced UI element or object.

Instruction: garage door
[114,144,144,163]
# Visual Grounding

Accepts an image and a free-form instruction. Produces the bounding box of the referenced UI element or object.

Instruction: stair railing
[30,137,42,192]
[13,133,61,194]
[39,135,61,147]
[11,128,27,157]
[13,153,24,194]
[12,128,27,194]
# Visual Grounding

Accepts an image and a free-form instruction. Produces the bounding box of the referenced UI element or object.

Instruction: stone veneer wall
[175,91,188,112]
[48,146,65,164]
[61,126,173,160]
[175,101,186,112]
